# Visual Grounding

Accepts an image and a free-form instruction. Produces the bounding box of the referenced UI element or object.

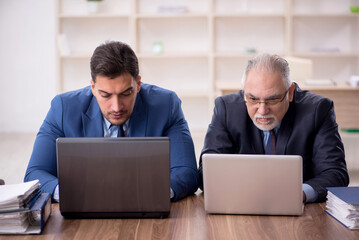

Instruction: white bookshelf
[56,0,359,157]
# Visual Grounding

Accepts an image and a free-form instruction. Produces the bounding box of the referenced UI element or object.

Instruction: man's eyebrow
[245,92,282,99]
[98,89,110,95]
[245,92,258,98]
[97,86,133,95]
[120,87,133,95]
[265,93,283,99]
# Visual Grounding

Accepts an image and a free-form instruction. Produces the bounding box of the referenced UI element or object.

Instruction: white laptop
[202,154,303,216]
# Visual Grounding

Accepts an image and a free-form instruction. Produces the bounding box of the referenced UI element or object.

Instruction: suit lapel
[82,97,103,137]
[248,121,265,154]
[276,103,294,155]
[128,91,147,137]
[246,109,294,155]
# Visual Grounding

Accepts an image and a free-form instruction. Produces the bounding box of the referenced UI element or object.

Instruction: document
[0,180,40,212]
[326,187,359,230]
[0,193,51,234]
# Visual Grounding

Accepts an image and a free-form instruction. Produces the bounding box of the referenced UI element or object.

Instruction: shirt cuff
[53,185,60,202]
[302,183,318,203]
[170,188,174,199]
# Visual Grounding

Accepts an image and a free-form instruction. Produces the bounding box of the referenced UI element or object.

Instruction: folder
[325,187,359,230]
[0,193,51,234]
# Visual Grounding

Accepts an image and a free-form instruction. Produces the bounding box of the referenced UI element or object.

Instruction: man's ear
[288,83,295,102]
[90,79,95,95]
[136,75,142,93]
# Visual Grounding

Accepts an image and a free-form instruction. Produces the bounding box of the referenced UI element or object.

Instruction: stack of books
[326,187,359,230]
[0,180,51,234]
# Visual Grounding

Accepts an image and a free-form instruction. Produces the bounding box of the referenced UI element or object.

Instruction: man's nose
[111,97,122,112]
[257,102,269,115]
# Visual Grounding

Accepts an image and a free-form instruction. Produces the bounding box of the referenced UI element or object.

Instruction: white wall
[0,0,56,132]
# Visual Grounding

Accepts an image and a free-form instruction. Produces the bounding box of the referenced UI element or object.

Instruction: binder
[325,187,359,230]
[0,193,52,234]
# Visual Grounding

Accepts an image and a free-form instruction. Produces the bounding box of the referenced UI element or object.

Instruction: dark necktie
[117,125,125,137]
[265,130,276,155]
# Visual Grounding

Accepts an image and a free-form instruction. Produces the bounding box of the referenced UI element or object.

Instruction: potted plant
[350,0,359,13]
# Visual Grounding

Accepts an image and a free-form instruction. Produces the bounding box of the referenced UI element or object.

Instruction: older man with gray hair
[198,53,349,203]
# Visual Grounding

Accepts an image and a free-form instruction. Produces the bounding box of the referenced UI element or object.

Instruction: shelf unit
[56,0,359,158]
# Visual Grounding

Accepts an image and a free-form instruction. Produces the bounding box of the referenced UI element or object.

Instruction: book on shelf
[325,187,359,230]
[0,180,52,234]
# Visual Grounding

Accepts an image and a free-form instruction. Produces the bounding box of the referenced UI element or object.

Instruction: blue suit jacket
[25,83,199,201]
[199,83,349,202]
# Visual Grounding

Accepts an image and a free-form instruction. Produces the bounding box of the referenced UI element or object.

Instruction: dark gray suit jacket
[199,83,349,202]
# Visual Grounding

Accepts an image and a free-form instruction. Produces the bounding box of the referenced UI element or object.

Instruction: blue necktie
[265,130,276,155]
[107,125,118,138]
[117,125,125,137]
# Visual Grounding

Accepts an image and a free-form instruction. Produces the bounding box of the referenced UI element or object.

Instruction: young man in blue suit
[25,41,199,202]
[199,53,349,203]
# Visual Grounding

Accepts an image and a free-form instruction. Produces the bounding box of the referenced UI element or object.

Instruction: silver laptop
[202,154,303,216]
[56,137,171,218]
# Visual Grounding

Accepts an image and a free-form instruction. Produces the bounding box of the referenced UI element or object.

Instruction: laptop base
[61,211,170,219]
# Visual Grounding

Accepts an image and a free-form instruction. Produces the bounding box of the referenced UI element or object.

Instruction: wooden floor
[0,132,359,186]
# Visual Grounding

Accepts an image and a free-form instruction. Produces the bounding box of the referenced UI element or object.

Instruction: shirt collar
[262,122,281,136]
[103,116,130,130]
[103,116,112,130]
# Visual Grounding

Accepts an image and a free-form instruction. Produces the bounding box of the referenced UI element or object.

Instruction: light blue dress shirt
[103,117,129,137]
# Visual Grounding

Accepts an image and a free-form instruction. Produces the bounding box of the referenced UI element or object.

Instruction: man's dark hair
[90,41,139,82]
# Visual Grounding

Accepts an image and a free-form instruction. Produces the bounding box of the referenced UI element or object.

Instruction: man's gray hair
[241,53,291,89]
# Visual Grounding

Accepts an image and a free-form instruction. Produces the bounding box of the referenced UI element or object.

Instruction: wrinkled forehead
[244,69,286,95]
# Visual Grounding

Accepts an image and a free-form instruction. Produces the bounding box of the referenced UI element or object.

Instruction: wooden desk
[1,192,358,240]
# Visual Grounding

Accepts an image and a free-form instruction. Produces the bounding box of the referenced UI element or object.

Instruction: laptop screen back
[56,137,170,218]
[202,154,303,216]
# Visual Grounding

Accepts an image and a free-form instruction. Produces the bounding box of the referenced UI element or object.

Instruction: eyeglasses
[244,88,290,106]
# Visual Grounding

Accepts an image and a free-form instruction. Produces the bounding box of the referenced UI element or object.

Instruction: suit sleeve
[198,97,237,190]
[305,99,349,202]
[166,93,199,201]
[24,95,64,197]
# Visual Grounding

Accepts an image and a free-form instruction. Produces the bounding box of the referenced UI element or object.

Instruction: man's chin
[107,116,127,126]
[110,120,125,126]
[253,120,278,131]
[256,125,274,131]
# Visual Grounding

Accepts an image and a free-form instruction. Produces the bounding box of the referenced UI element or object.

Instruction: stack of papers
[326,187,359,230]
[0,180,40,211]
[0,180,51,234]
[0,193,52,234]
[0,211,29,233]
